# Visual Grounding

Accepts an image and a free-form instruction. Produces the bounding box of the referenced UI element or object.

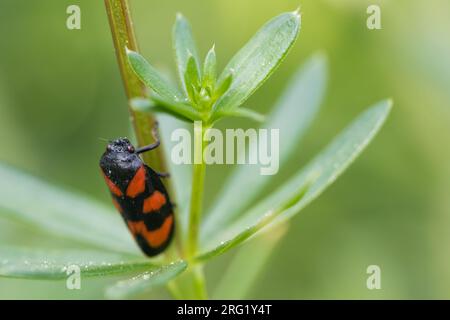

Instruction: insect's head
[100,138,142,180]
[106,138,136,154]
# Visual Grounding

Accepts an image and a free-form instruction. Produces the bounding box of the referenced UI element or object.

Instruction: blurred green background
[1,0,450,299]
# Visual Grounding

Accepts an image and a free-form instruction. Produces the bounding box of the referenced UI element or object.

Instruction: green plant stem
[105,0,208,299]
[105,0,180,255]
[192,265,208,299]
[167,279,183,300]
[105,0,186,298]
[104,0,170,175]
[187,161,206,257]
[182,122,209,300]
[170,264,208,299]
[186,123,208,259]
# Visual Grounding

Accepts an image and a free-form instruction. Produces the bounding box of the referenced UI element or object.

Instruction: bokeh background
[1,0,450,299]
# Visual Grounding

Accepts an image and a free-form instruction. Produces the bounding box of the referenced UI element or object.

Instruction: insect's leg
[156,171,170,178]
[135,122,161,154]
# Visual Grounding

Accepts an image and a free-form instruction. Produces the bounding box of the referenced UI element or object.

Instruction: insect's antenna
[135,122,160,154]
[98,137,110,143]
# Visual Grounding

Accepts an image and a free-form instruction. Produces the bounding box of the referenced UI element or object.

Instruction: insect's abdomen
[102,164,174,257]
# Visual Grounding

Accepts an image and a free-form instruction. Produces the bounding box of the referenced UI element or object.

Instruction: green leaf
[202,44,217,91]
[157,114,193,240]
[173,13,201,94]
[200,100,392,258]
[130,97,203,123]
[0,163,139,255]
[127,49,182,103]
[0,246,153,280]
[105,260,187,299]
[202,54,328,242]
[213,223,288,299]
[197,181,311,262]
[213,71,233,100]
[212,10,301,114]
[184,55,200,103]
[214,108,265,123]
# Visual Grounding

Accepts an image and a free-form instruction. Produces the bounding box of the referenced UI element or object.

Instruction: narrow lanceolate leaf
[197,181,311,262]
[202,45,217,91]
[213,71,233,100]
[0,164,139,255]
[202,54,328,242]
[130,97,203,123]
[105,260,187,299]
[213,223,288,299]
[215,108,266,123]
[0,246,153,280]
[127,49,182,103]
[200,100,392,259]
[212,11,301,114]
[184,55,200,103]
[173,13,201,93]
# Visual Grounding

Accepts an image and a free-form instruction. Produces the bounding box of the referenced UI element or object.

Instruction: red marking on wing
[103,172,123,197]
[126,165,146,198]
[143,191,167,213]
[127,215,173,248]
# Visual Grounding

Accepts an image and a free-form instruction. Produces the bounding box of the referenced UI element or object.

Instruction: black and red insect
[99,123,174,257]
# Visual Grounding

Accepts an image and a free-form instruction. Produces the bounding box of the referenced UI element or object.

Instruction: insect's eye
[107,145,113,151]
[127,145,135,153]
